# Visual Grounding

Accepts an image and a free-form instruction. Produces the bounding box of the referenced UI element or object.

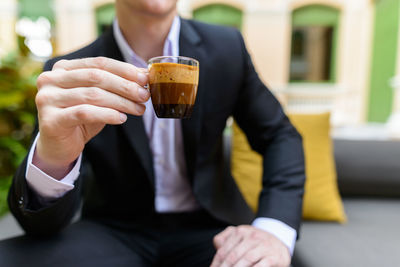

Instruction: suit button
[18,197,24,207]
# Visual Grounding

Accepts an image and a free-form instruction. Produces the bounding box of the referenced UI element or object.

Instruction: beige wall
[336,0,374,124]
[0,0,17,57]
[181,0,374,124]
[243,4,292,89]
[0,0,375,125]
[54,0,115,55]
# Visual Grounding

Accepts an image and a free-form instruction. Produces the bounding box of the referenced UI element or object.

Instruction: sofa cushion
[231,112,346,222]
[334,139,400,197]
[292,198,400,267]
[0,214,23,240]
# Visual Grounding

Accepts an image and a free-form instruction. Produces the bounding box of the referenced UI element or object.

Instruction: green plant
[0,52,41,216]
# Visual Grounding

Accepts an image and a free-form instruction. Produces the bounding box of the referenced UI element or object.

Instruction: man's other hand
[34,57,150,179]
[211,225,291,267]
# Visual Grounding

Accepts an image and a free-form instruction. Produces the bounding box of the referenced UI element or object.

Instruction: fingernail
[137,72,148,84]
[139,87,150,100]
[120,113,127,123]
[139,68,149,74]
[137,104,146,114]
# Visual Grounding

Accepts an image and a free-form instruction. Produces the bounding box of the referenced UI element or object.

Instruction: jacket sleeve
[7,157,83,236]
[7,59,84,236]
[232,31,306,233]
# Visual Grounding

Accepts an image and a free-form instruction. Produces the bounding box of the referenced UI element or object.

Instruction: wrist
[33,137,76,180]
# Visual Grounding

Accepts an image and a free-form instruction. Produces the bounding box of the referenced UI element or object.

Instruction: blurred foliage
[0,51,42,217]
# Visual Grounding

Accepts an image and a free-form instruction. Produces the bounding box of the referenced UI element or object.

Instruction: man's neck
[116,6,177,61]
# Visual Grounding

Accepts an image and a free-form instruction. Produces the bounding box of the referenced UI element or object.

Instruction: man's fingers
[217,233,243,267]
[234,245,265,267]
[57,104,131,128]
[52,57,149,86]
[226,240,259,267]
[253,258,273,267]
[42,87,146,116]
[211,227,250,267]
[211,225,290,267]
[40,69,150,103]
[211,227,233,267]
[217,227,257,267]
[214,226,236,249]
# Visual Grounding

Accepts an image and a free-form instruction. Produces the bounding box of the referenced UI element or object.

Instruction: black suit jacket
[8,19,305,235]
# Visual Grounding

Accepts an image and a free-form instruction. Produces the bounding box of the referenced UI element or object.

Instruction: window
[290,26,334,82]
[193,4,243,30]
[95,4,115,36]
[290,5,340,83]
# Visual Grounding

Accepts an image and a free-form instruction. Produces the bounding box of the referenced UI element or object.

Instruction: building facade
[1,0,400,126]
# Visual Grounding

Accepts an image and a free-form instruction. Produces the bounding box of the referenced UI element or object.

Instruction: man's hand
[34,57,150,178]
[211,225,291,267]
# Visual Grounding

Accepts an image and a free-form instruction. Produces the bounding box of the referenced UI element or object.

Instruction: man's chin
[121,0,177,18]
[141,6,177,18]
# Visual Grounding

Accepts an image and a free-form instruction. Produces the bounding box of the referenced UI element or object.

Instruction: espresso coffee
[150,83,197,118]
[149,62,199,118]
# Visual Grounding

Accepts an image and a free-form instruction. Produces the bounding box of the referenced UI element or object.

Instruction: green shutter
[95,4,115,35]
[292,5,339,26]
[193,4,243,30]
[367,0,400,122]
[18,0,54,24]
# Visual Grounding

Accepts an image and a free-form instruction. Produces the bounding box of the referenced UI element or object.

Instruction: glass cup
[147,56,199,119]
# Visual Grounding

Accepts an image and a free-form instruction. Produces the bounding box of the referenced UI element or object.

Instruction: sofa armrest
[334,139,400,197]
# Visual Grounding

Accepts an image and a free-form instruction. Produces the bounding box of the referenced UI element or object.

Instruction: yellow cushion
[231,112,347,223]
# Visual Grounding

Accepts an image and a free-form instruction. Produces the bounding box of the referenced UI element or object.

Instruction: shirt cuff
[252,217,297,256]
[25,133,82,200]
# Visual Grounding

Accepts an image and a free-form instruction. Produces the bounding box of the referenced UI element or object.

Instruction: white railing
[386,76,400,139]
[273,83,355,126]
[278,83,345,112]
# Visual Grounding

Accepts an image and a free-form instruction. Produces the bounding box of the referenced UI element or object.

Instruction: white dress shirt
[25,17,297,255]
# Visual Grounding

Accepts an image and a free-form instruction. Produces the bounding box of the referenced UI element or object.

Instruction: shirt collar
[113,16,180,68]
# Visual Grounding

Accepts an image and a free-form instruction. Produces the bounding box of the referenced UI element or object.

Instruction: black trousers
[0,211,228,267]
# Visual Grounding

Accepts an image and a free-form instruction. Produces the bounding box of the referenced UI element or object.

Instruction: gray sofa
[1,138,400,267]
[292,139,400,267]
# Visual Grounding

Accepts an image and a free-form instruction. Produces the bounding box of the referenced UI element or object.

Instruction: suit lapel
[102,28,155,185]
[179,19,206,181]
[99,20,205,184]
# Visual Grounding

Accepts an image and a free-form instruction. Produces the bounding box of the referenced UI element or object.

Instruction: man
[1,0,305,266]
